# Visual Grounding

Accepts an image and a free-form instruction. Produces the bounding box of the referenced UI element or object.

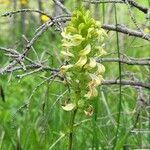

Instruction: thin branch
[53,0,71,15]
[97,58,150,65]
[84,0,149,14]
[102,24,150,41]
[1,9,53,20]
[2,10,149,41]
[102,80,150,89]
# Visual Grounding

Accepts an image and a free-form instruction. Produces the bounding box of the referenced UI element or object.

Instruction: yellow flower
[20,0,28,5]
[60,65,73,75]
[88,58,97,68]
[85,86,98,99]
[78,23,85,34]
[97,29,107,37]
[61,30,72,39]
[0,0,10,5]
[96,46,107,56]
[61,50,74,58]
[84,105,94,116]
[67,26,77,33]
[97,63,105,74]
[95,21,101,27]
[62,40,73,48]
[41,15,50,22]
[71,34,85,46]
[144,28,150,34]
[75,56,87,68]
[89,73,101,86]
[79,44,91,56]
[84,58,97,70]
[87,28,95,38]
[62,103,75,111]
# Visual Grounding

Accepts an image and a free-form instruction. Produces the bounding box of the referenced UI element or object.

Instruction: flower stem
[68,108,78,150]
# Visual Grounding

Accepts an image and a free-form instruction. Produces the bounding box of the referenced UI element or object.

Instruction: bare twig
[53,0,71,15]
[102,80,150,89]
[2,9,149,41]
[102,24,150,41]
[84,0,149,14]
[1,9,52,19]
[97,58,150,65]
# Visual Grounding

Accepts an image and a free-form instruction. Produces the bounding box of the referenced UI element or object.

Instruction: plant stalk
[68,108,78,150]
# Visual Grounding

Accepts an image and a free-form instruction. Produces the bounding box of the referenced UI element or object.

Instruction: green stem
[113,4,122,149]
[68,108,78,150]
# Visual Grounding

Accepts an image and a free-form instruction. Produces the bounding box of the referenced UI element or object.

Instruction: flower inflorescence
[60,8,107,109]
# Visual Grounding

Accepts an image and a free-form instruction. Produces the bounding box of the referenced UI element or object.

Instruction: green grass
[0,1,149,150]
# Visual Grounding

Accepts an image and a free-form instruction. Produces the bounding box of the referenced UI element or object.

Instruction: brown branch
[84,0,149,14]
[53,0,71,15]
[102,80,150,89]
[2,9,149,41]
[97,58,150,65]
[1,9,53,19]
[102,24,150,41]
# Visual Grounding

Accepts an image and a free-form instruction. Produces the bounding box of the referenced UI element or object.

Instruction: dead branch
[102,80,150,89]
[97,58,150,65]
[84,0,149,14]
[102,24,150,41]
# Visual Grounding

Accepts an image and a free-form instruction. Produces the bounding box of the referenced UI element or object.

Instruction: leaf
[114,131,130,150]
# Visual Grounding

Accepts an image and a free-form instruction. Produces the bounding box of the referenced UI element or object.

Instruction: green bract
[60,8,107,112]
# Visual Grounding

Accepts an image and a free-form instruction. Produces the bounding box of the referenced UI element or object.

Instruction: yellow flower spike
[61,51,74,57]
[79,44,91,56]
[41,15,50,22]
[60,65,73,75]
[97,63,105,74]
[71,34,85,46]
[75,56,87,68]
[60,8,107,102]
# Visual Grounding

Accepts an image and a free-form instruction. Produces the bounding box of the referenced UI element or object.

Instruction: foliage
[0,0,149,150]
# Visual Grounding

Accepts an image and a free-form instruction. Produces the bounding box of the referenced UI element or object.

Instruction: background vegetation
[0,0,149,149]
